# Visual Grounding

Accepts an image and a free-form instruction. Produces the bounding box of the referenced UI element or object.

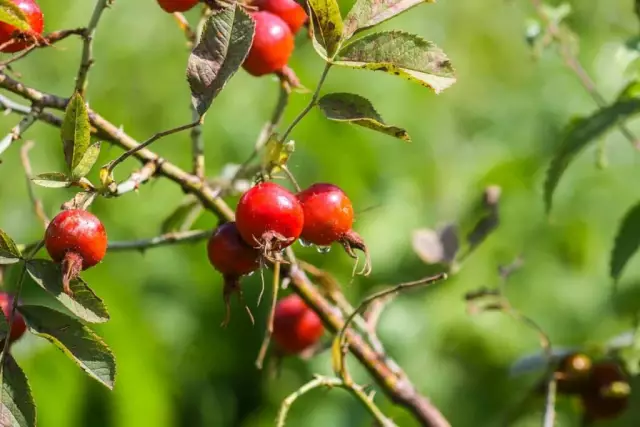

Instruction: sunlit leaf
[187,4,255,117]
[318,92,410,141]
[26,259,109,323]
[31,172,72,188]
[71,142,101,180]
[610,201,640,282]
[262,134,294,175]
[20,305,116,389]
[61,92,91,176]
[343,0,434,39]
[335,31,456,93]
[0,0,30,32]
[0,355,36,427]
[0,229,21,263]
[544,82,640,213]
[308,0,344,58]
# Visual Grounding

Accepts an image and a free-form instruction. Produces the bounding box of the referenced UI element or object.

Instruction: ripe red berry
[0,293,26,343]
[156,0,199,13]
[580,361,629,421]
[207,222,260,277]
[236,182,304,252]
[243,11,294,77]
[0,0,44,53]
[253,0,307,34]
[297,183,371,274]
[44,209,107,295]
[273,294,323,354]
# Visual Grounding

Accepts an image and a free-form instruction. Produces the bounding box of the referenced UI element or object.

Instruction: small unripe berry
[243,11,294,77]
[236,182,304,252]
[44,209,107,295]
[156,0,199,13]
[580,361,630,421]
[253,0,307,34]
[207,222,261,277]
[0,293,26,343]
[0,0,44,53]
[273,294,323,354]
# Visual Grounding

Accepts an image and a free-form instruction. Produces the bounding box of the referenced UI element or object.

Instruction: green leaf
[61,92,91,175]
[31,172,72,188]
[0,0,30,32]
[0,355,36,427]
[308,0,344,58]
[71,142,101,180]
[0,229,21,262]
[335,31,456,93]
[343,0,434,39]
[317,92,410,141]
[20,305,116,389]
[26,260,109,324]
[160,196,202,233]
[509,348,577,377]
[187,4,255,117]
[544,82,640,213]
[610,201,640,282]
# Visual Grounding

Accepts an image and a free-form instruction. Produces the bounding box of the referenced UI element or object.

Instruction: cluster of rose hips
[550,353,630,422]
[156,0,306,77]
[207,182,367,353]
[0,0,44,53]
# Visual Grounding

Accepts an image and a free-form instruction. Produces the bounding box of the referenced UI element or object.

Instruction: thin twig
[275,375,397,427]
[75,0,112,95]
[20,140,49,228]
[529,0,640,149]
[0,105,41,157]
[280,62,331,142]
[108,229,212,251]
[106,160,159,196]
[173,12,196,46]
[335,273,448,382]
[0,28,85,68]
[105,120,200,175]
[0,94,62,126]
[256,260,281,369]
[191,104,205,180]
[542,375,557,427]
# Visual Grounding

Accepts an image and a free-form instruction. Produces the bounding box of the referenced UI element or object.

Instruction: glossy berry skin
[156,0,199,13]
[297,183,354,246]
[243,11,294,77]
[273,294,323,354]
[45,209,107,270]
[580,362,629,421]
[254,0,307,34]
[0,0,44,53]
[207,222,260,276]
[236,182,304,250]
[0,293,26,343]
[556,353,592,395]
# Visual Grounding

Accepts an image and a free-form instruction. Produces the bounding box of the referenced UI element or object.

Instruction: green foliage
[160,197,202,233]
[0,228,21,264]
[30,172,71,189]
[308,0,344,58]
[610,201,640,283]
[187,4,255,117]
[343,0,434,39]
[61,92,91,178]
[26,260,109,323]
[317,93,410,141]
[1,355,36,427]
[544,82,640,213]
[20,305,116,390]
[0,0,30,32]
[71,142,101,180]
[334,31,456,93]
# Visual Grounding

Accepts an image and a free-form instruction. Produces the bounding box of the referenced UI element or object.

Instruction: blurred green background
[1,0,640,426]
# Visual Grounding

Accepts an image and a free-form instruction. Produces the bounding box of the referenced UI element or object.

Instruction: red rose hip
[45,209,107,295]
[0,293,26,343]
[243,11,294,77]
[297,183,371,275]
[253,0,308,34]
[0,0,44,53]
[156,0,199,13]
[273,294,323,354]
[580,361,630,421]
[236,182,304,252]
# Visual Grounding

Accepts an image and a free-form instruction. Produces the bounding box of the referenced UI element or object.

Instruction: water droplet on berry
[299,238,312,247]
[316,245,331,254]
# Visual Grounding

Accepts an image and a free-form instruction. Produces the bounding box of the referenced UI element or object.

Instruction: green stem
[256,260,281,369]
[279,62,331,142]
[75,0,112,95]
[107,229,212,251]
